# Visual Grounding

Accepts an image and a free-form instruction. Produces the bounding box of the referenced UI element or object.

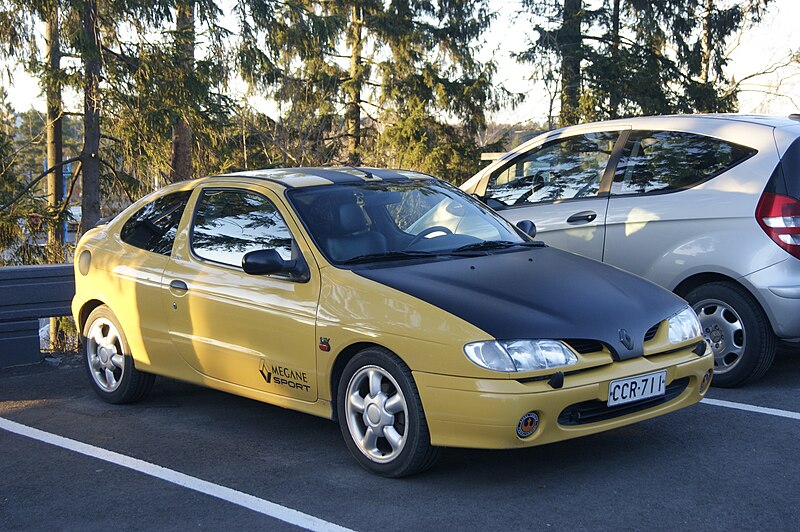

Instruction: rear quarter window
[611,131,757,195]
[120,191,191,255]
[766,136,800,200]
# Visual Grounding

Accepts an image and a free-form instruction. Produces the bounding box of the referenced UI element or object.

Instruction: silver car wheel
[344,365,408,464]
[693,298,745,375]
[86,317,126,392]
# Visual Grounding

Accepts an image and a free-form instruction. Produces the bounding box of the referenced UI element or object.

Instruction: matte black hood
[354,247,688,360]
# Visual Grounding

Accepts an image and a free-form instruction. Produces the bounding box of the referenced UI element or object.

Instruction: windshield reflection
[288,180,529,264]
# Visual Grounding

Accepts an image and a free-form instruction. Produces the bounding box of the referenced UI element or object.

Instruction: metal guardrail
[0,264,75,368]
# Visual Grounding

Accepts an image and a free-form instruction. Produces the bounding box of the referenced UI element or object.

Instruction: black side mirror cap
[472,194,506,211]
[242,249,291,276]
[516,219,537,239]
[484,197,506,211]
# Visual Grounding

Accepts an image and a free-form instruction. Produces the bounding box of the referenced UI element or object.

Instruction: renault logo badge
[619,329,634,350]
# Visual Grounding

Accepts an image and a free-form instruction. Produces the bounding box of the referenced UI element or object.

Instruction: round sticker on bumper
[517,412,539,438]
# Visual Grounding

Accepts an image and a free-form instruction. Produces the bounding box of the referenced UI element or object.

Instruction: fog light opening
[516,412,540,439]
[699,369,713,393]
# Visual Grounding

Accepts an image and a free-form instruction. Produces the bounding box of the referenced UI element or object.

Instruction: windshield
[287,179,530,264]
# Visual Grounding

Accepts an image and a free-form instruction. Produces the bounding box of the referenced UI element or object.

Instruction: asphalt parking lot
[2,348,799,531]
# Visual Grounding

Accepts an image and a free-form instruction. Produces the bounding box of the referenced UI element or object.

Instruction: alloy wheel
[693,298,745,375]
[86,317,126,392]
[344,365,408,463]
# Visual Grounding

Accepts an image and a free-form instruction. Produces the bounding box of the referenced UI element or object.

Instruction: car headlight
[464,340,578,373]
[668,306,702,344]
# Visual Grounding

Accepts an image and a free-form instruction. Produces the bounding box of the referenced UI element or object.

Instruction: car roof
[552,113,800,131]
[630,113,800,129]
[213,167,436,189]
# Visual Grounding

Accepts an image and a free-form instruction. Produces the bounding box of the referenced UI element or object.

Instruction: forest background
[1,0,799,267]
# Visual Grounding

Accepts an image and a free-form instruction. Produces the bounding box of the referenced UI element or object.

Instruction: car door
[479,130,625,260]
[162,184,321,401]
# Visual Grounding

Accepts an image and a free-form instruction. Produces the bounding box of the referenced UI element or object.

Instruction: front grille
[557,377,690,426]
[644,322,660,342]
[565,339,606,354]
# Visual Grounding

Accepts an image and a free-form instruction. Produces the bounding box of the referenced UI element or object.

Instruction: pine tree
[373,0,502,182]
[517,0,772,124]
[0,0,69,248]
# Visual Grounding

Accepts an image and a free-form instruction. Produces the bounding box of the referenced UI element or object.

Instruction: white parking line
[701,398,800,420]
[0,417,353,532]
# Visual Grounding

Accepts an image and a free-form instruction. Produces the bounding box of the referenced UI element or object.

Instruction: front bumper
[415,350,712,449]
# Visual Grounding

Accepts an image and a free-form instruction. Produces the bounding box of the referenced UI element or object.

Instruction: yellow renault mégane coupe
[72,167,713,477]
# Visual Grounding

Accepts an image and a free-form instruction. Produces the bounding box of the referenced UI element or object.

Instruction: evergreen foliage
[0,0,785,264]
[519,0,773,126]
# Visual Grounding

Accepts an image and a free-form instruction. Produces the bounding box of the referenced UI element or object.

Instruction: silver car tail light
[756,192,800,258]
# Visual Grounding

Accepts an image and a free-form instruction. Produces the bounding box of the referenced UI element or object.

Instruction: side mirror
[472,194,506,211]
[484,197,506,211]
[516,219,537,239]
[242,249,291,275]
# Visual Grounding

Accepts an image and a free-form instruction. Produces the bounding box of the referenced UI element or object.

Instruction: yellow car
[72,167,713,477]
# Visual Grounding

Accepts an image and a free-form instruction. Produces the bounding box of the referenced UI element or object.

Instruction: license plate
[607,370,666,407]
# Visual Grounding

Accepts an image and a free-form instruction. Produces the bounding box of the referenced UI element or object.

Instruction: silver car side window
[611,131,757,195]
[485,132,619,206]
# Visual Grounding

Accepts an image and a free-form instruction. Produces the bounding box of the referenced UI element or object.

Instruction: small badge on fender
[319,337,331,352]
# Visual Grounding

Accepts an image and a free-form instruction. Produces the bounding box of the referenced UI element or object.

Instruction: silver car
[462,114,800,387]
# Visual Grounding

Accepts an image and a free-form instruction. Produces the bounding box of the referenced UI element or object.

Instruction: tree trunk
[699,0,713,85]
[170,0,194,182]
[45,7,63,250]
[608,0,621,118]
[45,7,64,350]
[80,0,101,234]
[345,4,363,166]
[559,0,583,126]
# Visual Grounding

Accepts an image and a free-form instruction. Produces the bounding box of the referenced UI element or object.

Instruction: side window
[485,131,620,206]
[191,189,295,268]
[120,191,191,255]
[611,131,757,195]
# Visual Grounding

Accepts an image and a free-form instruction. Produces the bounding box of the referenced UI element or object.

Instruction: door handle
[566,211,597,224]
[169,280,188,291]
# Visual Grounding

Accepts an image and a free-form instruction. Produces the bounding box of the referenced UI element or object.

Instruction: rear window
[766,136,800,200]
[611,131,757,195]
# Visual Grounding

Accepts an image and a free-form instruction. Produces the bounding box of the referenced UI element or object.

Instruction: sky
[2,0,799,126]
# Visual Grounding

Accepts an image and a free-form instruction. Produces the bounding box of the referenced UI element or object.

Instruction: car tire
[83,305,155,404]
[685,282,776,388]
[337,347,440,477]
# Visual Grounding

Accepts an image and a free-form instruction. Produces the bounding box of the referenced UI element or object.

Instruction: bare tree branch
[55,160,83,220]
[99,158,135,203]
[0,156,82,212]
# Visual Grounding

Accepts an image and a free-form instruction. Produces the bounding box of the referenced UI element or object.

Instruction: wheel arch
[673,271,778,336]
[674,272,747,300]
[329,341,407,421]
[78,299,106,334]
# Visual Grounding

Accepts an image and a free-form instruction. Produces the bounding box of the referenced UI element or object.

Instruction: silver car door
[480,131,623,260]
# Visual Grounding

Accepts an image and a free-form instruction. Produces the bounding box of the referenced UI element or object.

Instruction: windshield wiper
[451,240,544,253]
[340,250,438,264]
